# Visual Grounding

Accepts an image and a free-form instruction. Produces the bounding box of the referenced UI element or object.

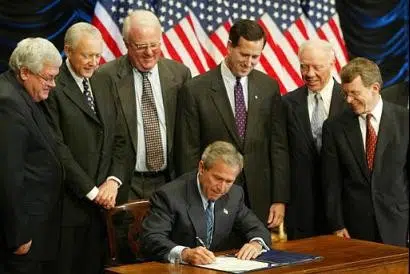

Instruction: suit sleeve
[321,120,344,231]
[270,85,290,203]
[0,99,31,250]
[174,84,201,176]
[141,190,179,261]
[43,91,96,198]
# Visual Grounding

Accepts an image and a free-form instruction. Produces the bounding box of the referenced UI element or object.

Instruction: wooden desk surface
[105,235,409,273]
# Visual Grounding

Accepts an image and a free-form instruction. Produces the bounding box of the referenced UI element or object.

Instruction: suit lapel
[212,194,229,249]
[343,111,370,181]
[372,104,394,179]
[59,64,100,124]
[116,57,138,153]
[293,87,317,153]
[209,67,242,148]
[158,59,176,155]
[245,72,263,150]
[329,83,345,118]
[186,177,207,241]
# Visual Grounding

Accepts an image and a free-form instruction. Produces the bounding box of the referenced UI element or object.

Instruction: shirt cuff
[107,176,122,187]
[250,237,270,251]
[86,187,99,201]
[168,245,188,263]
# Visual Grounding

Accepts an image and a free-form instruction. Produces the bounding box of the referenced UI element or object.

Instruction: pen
[195,236,206,248]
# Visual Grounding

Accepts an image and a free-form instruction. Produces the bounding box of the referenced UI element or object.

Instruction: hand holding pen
[180,237,216,265]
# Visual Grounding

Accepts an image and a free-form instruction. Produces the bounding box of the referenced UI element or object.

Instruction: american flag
[92,0,348,94]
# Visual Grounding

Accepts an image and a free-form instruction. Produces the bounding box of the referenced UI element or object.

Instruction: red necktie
[366,114,377,171]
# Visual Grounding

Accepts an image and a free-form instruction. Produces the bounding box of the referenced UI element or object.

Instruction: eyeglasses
[128,41,161,52]
[342,90,362,100]
[35,73,56,85]
[300,64,330,73]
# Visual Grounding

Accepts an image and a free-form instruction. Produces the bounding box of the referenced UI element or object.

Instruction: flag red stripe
[284,31,300,55]
[92,16,122,58]
[260,21,303,87]
[209,33,228,57]
[162,34,183,63]
[259,55,287,94]
[295,19,309,40]
[328,18,349,61]
[317,28,342,72]
[174,23,206,74]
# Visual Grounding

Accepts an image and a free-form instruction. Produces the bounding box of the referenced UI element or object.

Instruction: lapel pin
[223,208,229,214]
[255,95,258,99]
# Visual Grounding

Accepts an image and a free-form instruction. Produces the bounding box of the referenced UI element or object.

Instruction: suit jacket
[283,82,346,239]
[141,172,271,261]
[381,81,409,108]
[43,63,129,226]
[175,65,289,221]
[0,71,63,260]
[95,56,191,181]
[321,101,409,246]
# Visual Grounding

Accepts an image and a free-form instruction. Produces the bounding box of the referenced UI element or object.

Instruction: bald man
[283,39,346,240]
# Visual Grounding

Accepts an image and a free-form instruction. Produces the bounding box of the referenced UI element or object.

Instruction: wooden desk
[105,235,409,273]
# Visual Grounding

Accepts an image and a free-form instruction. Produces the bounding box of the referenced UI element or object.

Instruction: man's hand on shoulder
[236,241,263,260]
[181,247,216,265]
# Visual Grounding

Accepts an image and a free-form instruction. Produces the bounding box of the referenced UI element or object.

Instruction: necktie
[234,77,247,140]
[140,71,164,171]
[311,93,327,151]
[366,114,377,171]
[205,201,214,248]
[82,78,96,114]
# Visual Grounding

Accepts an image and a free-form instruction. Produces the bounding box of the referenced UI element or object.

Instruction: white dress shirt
[358,96,383,151]
[307,77,335,122]
[221,60,249,112]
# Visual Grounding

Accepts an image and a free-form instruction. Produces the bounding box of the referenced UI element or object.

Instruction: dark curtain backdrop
[0,0,408,87]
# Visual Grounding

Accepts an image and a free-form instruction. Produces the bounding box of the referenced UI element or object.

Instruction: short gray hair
[298,39,335,62]
[9,37,62,74]
[64,22,102,49]
[201,141,243,170]
[122,9,161,42]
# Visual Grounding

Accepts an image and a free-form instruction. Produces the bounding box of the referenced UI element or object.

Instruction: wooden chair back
[105,199,151,266]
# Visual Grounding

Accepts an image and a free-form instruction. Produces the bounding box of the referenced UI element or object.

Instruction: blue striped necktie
[205,201,214,248]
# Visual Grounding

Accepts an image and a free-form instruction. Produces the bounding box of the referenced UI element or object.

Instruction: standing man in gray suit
[322,57,408,247]
[283,39,346,240]
[43,23,129,274]
[96,10,191,199]
[174,19,289,228]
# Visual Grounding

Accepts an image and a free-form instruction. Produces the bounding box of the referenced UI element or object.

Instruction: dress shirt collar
[132,63,159,79]
[196,173,211,210]
[359,95,383,123]
[66,59,88,92]
[308,77,334,111]
[221,59,247,86]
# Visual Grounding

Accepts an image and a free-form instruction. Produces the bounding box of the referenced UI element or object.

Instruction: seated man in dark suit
[141,141,271,265]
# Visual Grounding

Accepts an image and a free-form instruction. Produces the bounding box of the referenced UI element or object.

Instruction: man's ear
[19,67,30,81]
[371,82,381,94]
[198,160,205,175]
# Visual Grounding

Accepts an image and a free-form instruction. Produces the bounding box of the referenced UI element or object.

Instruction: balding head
[298,39,335,92]
[122,10,162,43]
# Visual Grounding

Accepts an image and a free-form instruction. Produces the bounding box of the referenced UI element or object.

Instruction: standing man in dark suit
[381,81,409,109]
[0,38,63,274]
[322,57,409,247]
[142,141,271,265]
[96,10,191,199]
[175,19,289,227]
[283,39,346,240]
[43,23,129,274]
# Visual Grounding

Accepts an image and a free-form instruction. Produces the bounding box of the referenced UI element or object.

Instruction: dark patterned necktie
[140,71,164,171]
[234,77,247,140]
[366,114,377,171]
[311,93,326,151]
[82,78,96,114]
[205,201,214,248]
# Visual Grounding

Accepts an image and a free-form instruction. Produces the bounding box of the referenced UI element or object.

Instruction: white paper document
[197,256,270,273]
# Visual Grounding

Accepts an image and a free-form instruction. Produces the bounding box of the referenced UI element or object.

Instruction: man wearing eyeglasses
[42,23,130,274]
[0,38,63,274]
[322,57,409,247]
[96,10,191,200]
[282,39,346,240]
